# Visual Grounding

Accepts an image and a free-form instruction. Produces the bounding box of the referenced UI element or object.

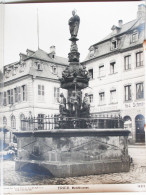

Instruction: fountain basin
[14,129,130,177]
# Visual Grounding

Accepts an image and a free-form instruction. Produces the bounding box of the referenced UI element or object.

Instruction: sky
[4,1,145,65]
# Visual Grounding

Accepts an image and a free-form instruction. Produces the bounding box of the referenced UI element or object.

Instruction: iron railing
[21,115,124,131]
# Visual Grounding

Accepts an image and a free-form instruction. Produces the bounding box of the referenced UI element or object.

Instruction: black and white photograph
[0,0,146,194]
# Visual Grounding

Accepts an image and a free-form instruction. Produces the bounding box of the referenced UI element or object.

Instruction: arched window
[135,114,145,143]
[20,114,25,130]
[3,116,7,126]
[11,115,16,129]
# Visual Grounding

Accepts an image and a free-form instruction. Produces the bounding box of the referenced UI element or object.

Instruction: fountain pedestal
[14,129,130,177]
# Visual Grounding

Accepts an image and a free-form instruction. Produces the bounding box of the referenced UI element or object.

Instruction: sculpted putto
[68,10,80,38]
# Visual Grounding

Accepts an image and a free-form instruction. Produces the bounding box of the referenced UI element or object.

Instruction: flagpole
[37,8,40,50]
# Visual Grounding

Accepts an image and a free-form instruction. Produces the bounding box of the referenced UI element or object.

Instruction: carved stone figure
[76,91,82,111]
[68,10,80,38]
[62,67,69,78]
[82,93,90,112]
[59,93,66,114]
[68,91,78,114]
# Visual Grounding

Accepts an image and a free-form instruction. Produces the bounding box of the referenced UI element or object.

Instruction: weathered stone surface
[14,129,130,177]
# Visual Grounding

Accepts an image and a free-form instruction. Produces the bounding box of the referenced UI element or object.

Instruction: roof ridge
[127,18,140,31]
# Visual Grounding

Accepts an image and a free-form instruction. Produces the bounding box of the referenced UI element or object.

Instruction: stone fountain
[59,9,90,120]
[14,11,130,177]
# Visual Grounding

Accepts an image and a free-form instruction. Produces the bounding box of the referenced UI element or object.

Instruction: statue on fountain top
[68,9,80,38]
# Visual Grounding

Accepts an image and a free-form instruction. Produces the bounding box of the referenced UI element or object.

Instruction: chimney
[50,45,56,54]
[137,4,146,19]
[118,20,123,28]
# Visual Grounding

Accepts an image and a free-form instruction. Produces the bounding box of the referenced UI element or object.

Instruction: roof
[3,48,68,82]
[84,16,145,62]
[27,48,69,66]
[94,19,139,46]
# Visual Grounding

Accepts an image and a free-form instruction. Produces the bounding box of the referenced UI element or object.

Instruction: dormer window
[88,69,93,79]
[38,63,41,70]
[12,65,18,76]
[19,53,27,61]
[12,67,16,76]
[111,40,117,50]
[36,61,43,71]
[5,68,11,78]
[51,65,57,74]
[19,61,25,72]
[131,30,138,43]
[89,46,95,58]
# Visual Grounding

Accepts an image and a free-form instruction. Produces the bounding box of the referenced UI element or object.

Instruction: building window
[5,69,11,78]
[38,85,44,96]
[0,92,3,106]
[136,52,143,67]
[22,85,27,101]
[111,40,117,50]
[10,89,13,104]
[7,90,11,104]
[89,94,93,103]
[12,66,17,76]
[13,87,21,103]
[125,85,132,101]
[18,87,21,102]
[3,92,7,106]
[3,116,7,126]
[99,65,105,77]
[52,65,57,74]
[54,87,60,103]
[124,55,131,70]
[110,62,116,74]
[99,92,105,105]
[14,88,18,102]
[19,61,25,72]
[89,46,95,58]
[11,115,16,129]
[36,61,43,71]
[136,83,144,99]
[132,31,138,43]
[88,69,93,79]
[110,90,117,103]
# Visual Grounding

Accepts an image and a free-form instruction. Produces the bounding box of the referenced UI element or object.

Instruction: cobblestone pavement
[1,144,146,186]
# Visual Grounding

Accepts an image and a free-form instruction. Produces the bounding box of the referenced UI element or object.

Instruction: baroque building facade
[0,46,68,143]
[82,4,146,143]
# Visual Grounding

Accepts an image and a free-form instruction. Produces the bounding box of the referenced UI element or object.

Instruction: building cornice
[3,74,60,87]
[34,76,60,83]
[4,75,32,87]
